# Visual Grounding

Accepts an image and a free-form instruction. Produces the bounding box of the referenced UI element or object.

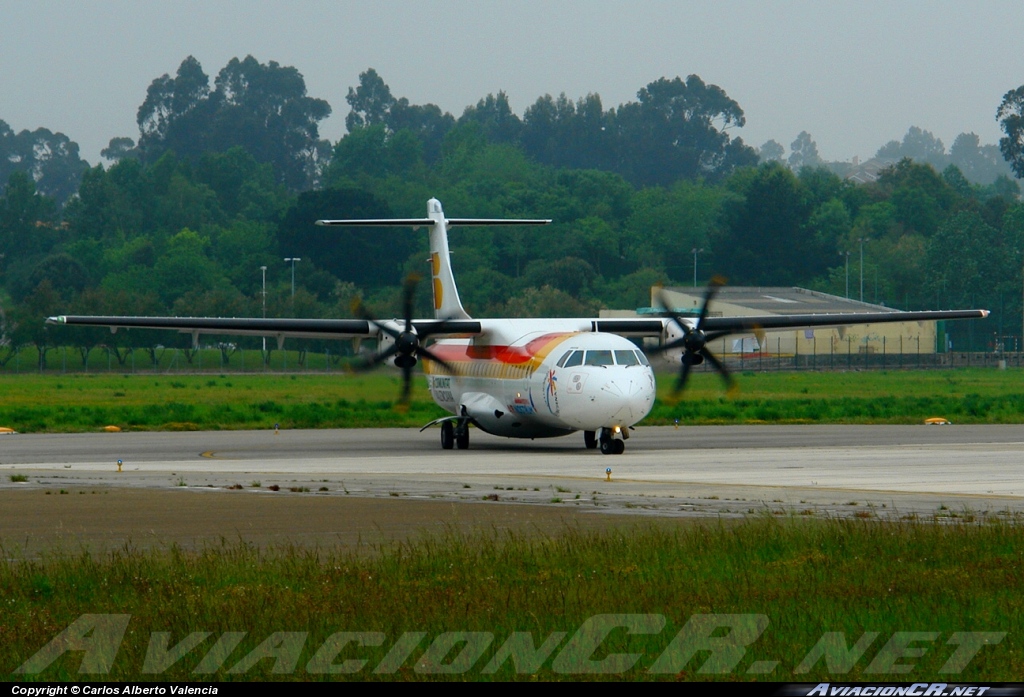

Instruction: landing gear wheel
[600,439,614,455]
[584,430,597,449]
[440,421,454,450]
[612,439,625,455]
[455,426,470,450]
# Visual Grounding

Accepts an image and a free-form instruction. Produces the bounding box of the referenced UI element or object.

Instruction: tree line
[3,55,1024,367]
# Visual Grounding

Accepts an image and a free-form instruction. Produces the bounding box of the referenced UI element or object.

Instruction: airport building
[603,286,942,356]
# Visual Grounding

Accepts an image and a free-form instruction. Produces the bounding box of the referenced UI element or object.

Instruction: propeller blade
[399,361,414,405]
[674,352,695,395]
[700,348,735,391]
[695,276,725,329]
[402,274,420,333]
[353,299,400,340]
[649,336,688,355]
[350,343,399,372]
[656,288,692,338]
[417,345,457,375]
[703,330,731,343]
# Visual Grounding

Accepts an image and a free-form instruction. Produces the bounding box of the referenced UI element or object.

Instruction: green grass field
[3,370,1022,681]
[2,518,1021,681]
[0,368,1022,432]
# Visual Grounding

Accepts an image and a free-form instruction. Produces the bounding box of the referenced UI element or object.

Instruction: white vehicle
[48,199,987,455]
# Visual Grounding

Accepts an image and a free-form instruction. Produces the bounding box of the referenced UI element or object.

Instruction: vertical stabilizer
[426,198,470,320]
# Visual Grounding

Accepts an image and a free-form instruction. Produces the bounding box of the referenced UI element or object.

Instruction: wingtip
[981,309,991,318]
[45,315,64,325]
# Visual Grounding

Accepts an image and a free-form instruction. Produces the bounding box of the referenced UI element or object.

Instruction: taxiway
[2,424,1022,521]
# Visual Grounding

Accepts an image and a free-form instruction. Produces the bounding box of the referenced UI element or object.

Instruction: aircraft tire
[456,427,470,450]
[584,430,597,449]
[600,439,614,455]
[441,421,454,450]
[612,439,625,455]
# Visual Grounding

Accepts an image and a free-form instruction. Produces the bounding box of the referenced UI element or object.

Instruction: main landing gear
[596,427,625,455]
[440,420,470,450]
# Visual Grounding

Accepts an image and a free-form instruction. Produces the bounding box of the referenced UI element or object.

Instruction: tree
[758,140,784,163]
[876,126,947,171]
[135,56,332,190]
[459,92,522,144]
[0,120,89,205]
[345,68,395,131]
[788,132,821,170]
[0,172,58,265]
[997,85,1024,179]
[277,188,411,290]
[154,228,220,305]
[341,69,454,167]
[714,163,820,286]
[615,75,755,186]
[520,93,616,171]
[101,137,140,163]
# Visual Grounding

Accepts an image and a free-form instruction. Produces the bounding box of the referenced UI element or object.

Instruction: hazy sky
[2,0,1022,165]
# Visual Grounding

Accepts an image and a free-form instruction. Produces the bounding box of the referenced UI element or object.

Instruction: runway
[3,424,1023,521]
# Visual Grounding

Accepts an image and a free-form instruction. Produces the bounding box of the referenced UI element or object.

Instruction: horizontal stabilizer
[315,218,551,227]
[316,218,434,227]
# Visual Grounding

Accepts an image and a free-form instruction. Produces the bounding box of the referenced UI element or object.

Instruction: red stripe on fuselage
[428,333,574,365]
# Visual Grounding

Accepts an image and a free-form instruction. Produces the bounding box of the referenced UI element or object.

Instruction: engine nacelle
[660,321,691,362]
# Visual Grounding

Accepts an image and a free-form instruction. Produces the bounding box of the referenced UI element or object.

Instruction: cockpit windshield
[556,348,651,368]
[614,350,639,366]
[584,350,614,366]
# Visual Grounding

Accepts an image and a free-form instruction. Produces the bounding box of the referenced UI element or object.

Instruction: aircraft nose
[585,372,656,426]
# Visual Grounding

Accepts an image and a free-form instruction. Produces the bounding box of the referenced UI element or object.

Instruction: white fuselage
[423,319,657,439]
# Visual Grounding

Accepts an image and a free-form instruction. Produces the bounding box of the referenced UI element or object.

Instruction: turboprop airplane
[47,198,988,455]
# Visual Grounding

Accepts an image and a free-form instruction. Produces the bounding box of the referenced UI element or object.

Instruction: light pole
[260,266,267,352]
[858,238,865,302]
[284,257,301,303]
[839,251,850,299]
[691,247,704,288]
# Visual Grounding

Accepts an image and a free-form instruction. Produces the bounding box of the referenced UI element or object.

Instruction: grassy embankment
[0,368,1022,432]
[2,517,1021,681]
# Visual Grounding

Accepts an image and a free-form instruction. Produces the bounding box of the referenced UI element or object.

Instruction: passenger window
[635,350,651,366]
[563,350,583,368]
[615,350,639,366]
[584,350,614,366]
[556,351,573,367]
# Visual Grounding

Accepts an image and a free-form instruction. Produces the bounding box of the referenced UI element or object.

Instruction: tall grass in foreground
[2,369,1024,431]
[2,517,1021,680]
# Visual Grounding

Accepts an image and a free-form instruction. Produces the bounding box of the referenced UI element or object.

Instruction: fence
[0,343,1020,375]
[0,345,353,375]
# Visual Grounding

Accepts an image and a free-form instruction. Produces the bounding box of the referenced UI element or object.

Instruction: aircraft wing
[699,309,989,334]
[592,309,988,337]
[45,315,483,342]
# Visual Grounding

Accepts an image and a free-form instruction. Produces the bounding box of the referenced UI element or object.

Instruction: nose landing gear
[598,427,625,455]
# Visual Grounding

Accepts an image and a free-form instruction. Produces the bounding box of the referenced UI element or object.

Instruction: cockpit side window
[584,350,614,366]
[635,350,650,366]
[563,350,584,368]
[614,350,639,366]
[556,351,573,367]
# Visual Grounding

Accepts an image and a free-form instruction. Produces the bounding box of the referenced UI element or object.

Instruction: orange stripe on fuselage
[426,332,575,374]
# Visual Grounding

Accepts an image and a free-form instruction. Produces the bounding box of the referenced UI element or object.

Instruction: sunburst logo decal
[543,369,559,415]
